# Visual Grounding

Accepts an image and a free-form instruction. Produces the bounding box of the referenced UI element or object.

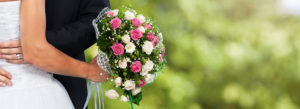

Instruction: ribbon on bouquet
[83,82,105,109]
[83,53,112,109]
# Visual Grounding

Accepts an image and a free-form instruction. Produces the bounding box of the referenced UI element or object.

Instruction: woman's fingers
[0,40,24,63]
[0,68,12,79]
[6,59,25,64]
[0,40,21,48]
[0,75,12,87]
[0,47,22,55]
[0,82,5,87]
[0,67,13,87]
[0,45,24,64]
[0,54,23,60]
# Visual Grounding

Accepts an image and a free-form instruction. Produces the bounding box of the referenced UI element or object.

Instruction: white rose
[124,11,135,20]
[114,77,122,87]
[140,60,154,76]
[137,15,146,23]
[145,74,155,84]
[105,89,119,99]
[122,35,131,44]
[140,69,148,76]
[144,60,154,71]
[123,80,136,91]
[111,9,119,16]
[120,95,129,102]
[142,41,154,55]
[137,26,145,33]
[118,59,127,69]
[131,88,141,96]
[125,42,136,54]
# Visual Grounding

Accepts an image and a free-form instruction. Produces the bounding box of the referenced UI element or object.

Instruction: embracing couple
[0,0,110,109]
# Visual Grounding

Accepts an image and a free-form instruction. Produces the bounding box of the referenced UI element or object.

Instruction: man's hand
[0,68,12,87]
[87,57,110,82]
[0,40,24,64]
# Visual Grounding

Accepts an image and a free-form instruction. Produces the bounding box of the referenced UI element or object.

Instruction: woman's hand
[0,40,25,64]
[86,57,110,82]
[0,68,12,87]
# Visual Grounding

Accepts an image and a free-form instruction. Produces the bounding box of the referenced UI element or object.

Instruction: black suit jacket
[45,0,110,108]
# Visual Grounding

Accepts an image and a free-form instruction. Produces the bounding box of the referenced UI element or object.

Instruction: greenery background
[84,0,300,109]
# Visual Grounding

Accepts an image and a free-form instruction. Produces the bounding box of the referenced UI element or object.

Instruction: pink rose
[107,11,114,17]
[132,18,142,27]
[147,32,154,41]
[130,61,142,73]
[152,36,159,46]
[159,48,165,62]
[154,36,159,43]
[137,80,146,88]
[130,29,143,41]
[145,23,152,30]
[151,41,156,46]
[111,42,124,56]
[110,17,122,30]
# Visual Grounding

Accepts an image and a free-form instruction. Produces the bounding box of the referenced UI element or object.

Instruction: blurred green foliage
[85,0,300,109]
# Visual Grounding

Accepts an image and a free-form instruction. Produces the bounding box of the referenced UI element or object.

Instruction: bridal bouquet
[92,7,166,106]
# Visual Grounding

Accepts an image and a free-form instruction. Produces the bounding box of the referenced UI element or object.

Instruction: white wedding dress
[0,1,74,109]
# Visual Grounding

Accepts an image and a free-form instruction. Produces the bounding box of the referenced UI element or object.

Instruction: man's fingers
[6,59,25,64]
[0,40,21,48]
[0,54,23,60]
[0,76,12,86]
[0,47,22,55]
[0,68,12,79]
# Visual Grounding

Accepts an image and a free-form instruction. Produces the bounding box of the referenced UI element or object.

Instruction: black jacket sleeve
[46,0,110,55]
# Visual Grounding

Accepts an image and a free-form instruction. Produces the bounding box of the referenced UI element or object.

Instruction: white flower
[142,41,154,55]
[122,35,131,44]
[120,95,129,102]
[140,60,154,76]
[158,32,163,41]
[105,89,119,99]
[125,42,136,54]
[126,57,131,62]
[114,77,122,87]
[145,74,155,84]
[124,11,135,20]
[137,15,146,23]
[137,26,145,33]
[140,69,148,76]
[118,59,127,69]
[144,60,154,71]
[123,80,136,91]
[131,88,141,96]
[111,9,119,16]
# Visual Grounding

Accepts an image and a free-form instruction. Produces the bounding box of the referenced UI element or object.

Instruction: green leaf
[132,92,143,105]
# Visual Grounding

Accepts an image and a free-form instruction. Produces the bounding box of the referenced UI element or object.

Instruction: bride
[0,0,110,108]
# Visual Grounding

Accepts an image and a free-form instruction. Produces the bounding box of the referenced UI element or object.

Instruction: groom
[0,0,110,108]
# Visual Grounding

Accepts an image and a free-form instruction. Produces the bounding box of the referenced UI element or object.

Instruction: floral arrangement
[95,8,166,105]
